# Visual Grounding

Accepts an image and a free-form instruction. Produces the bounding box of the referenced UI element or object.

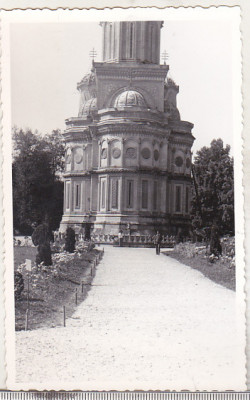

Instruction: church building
[60,21,194,237]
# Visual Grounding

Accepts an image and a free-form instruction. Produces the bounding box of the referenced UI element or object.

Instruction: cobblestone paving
[15,246,246,390]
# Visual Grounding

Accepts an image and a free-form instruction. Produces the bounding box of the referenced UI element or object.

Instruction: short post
[91,266,93,277]
[25,309,29,331]
[27,272,30,309]
[63,306,66,327]
[81,281,84,293]
[75,288,78,306]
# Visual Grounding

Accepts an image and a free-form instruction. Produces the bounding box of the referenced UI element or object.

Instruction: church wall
[92,140,99,168]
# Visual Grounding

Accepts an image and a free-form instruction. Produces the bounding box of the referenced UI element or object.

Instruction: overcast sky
[9,12,240,154]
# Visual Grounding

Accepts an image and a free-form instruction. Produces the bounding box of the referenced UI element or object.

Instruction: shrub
[14,271,24,300]
[65,227,76,253]
[32,223,52,266]
[36,243,52,266]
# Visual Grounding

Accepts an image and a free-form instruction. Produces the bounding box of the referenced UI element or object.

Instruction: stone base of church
[60,212,191,238]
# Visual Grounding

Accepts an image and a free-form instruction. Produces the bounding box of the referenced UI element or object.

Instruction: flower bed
[14,241,102,330]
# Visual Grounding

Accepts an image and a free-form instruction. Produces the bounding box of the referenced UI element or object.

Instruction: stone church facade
[60,21,194,237]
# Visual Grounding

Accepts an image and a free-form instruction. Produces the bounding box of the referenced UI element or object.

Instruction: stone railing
[91,234,176,248]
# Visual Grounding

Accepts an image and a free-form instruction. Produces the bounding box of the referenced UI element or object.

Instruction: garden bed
[163,238,235,291]
[14,244,102,331]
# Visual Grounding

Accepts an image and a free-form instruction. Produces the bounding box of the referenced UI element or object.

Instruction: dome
[79,70,96,86]
[114,90,147,109]
[81,98,98,116]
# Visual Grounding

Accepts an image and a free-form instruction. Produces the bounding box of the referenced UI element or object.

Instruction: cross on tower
[161,50,169,65]
[89,48,97,63]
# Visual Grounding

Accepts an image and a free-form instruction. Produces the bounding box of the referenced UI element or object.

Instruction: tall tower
[60,21,194,238]
[101,21,162,64]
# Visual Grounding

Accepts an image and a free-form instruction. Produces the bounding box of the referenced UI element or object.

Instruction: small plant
[65,227,76,253]
[14,270,24,300]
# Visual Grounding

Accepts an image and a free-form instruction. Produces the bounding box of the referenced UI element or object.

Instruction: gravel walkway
[15,246,245,390]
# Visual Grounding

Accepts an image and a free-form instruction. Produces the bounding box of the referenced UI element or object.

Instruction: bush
[65,227,76,253]
[32,223,52,266]
[36,243,52,266]
[14,271,24,300]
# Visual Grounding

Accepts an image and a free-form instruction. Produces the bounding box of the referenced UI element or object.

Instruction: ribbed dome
[81,98,97,115]
[114,90,147,109]
[79,70,96,85]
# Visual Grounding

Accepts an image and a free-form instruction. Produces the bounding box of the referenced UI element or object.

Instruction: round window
[74,148,83,164]
[175,156,183,167]
[126,147,137,159]
[186,158,191,168]
[112,147,121,159]
[101,148,107,159]
[154,149,160,161]
[141,147,151,159]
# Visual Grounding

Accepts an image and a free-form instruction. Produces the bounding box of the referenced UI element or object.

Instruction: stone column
[106,176,110,211]
[98,141,102,168]
[121,137,125,167]
[138,137,141,167]
[107,139,111,167]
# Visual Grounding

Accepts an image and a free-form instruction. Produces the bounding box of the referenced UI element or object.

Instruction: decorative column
[121,137,125,167]
[138,137,141,167]
[107,139,111,167]
[98,140,102,168]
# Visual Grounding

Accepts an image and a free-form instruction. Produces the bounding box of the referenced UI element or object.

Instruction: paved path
[15,247,245,390]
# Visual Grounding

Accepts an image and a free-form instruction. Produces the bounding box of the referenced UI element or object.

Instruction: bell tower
[101,21,163,64]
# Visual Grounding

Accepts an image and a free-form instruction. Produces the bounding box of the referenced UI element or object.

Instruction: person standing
[153,230,162,255]
[118,230,124,247]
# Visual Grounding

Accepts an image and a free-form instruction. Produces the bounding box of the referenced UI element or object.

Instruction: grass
[163,247,235,291]
[14,245,102,331]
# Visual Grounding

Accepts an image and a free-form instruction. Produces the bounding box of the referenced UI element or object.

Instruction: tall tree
[191,139,234,239]
[12,128,64,234]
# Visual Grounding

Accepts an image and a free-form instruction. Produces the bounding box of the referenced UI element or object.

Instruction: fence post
[63,306,66,327]
[75,288,78,306]
[25,309,29,331]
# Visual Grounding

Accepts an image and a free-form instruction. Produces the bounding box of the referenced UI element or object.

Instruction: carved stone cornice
[94,63,168,82]
[63,171,91,178]
[96,123,170,138]
[169,137,194,147]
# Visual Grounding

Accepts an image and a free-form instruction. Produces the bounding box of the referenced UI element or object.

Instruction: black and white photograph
[1,6,246,390]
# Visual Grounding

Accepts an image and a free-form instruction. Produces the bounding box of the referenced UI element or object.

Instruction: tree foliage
[192,139,234,239]
[12,128,65,234]
[32,223,52,266]
[65,227,76,253]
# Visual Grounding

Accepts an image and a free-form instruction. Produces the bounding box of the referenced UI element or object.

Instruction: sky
[9,14,240,155]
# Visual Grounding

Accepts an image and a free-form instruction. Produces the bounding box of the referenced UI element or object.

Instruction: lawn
[163,240,235,291]
[14,244,102,331]
[14,246,37,269]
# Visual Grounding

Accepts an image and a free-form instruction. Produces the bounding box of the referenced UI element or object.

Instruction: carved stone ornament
[175,156,184,167]
[126,147,137,159]
[186,158,191,168]
[112,147,121,159]
[65,149,72,164]
[101,148,107,159]
[154,149,160,161]
[141,147,151,159]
